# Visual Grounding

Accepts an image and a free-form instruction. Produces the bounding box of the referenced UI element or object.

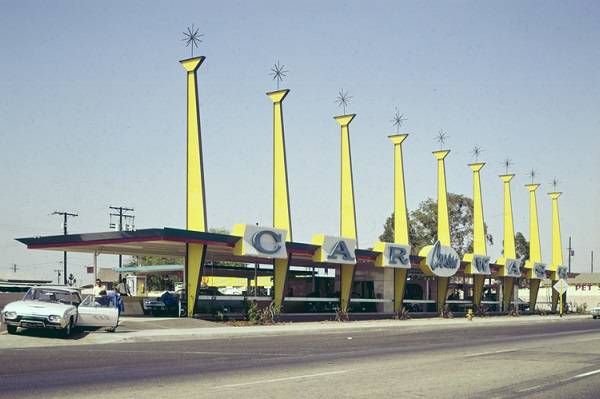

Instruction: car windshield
[24,288,80,306]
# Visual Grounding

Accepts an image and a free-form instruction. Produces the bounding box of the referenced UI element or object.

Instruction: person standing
[116,278,131,296]
[92,279,106,296]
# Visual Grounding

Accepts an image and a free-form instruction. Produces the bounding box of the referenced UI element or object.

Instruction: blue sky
[1,0,599,283]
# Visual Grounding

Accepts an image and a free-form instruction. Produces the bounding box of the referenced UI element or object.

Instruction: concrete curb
[0,314,591,349]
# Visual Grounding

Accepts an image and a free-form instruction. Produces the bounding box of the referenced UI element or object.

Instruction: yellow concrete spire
[525,183,544,310]
[433,150,451,245]
[180,56,208,317]
[548,191,565,312]
[496,174,519,311]
[548,192,564,273]
[469,163,486,255]
[389,134,409,245]
[335,114,358,313]
[463,162,489,307]
[497,175,517,261]
[419,149,457,312]
[526,184,542,265]
[267,88,292,312]
[390,134,409,313]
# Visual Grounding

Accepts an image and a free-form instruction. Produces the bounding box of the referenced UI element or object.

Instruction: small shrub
[259,301,277,324]
[245,300,261,325]
[440,305,454,319]
[335,307,349,322]
[394,307,411,320]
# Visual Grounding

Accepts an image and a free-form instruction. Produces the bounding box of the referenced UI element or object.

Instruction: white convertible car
[1,286,119,337]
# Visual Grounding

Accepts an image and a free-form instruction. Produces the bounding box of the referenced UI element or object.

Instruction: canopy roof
[17,227,390,269]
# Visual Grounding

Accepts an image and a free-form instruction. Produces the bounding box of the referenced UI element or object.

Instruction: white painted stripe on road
[211,370,351,389]
[463,349,516,358]
[516,385,542,392]
[573,368,600,379]
[5,347,295,357]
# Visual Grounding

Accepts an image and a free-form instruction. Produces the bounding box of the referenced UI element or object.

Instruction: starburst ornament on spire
[391,109,407,133]
[435,130,448,149]
[269,61,288,90]
[335,89,352,114]
[502,157,513,174]
[182,24,204,57]
[528,168,537,184]
[551,177,559,191]
[471,145,483,162]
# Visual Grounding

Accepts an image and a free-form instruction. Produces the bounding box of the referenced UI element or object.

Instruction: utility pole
[567,236,573,273]
[109,206,135,270]
[254,222,259,296]
[9,264,19,273]
[53,269,62,285]
[52,211,78,285]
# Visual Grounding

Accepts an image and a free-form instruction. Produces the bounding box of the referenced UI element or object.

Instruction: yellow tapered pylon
[335,114,358,313]
[463,162,490,308]
[267,89,293,313]
[180,56,208,317]
[390,134,410,313]
[495,174,520,312]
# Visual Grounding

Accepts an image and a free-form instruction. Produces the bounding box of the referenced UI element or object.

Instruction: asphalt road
[0,318,599,398]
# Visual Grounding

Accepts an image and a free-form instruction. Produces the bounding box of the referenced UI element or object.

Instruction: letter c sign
[252,230,282,254]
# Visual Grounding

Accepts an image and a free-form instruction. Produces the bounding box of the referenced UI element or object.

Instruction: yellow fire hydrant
[467,308,474,321]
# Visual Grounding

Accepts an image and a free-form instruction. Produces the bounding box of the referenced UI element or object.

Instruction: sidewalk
[0,314,591,349]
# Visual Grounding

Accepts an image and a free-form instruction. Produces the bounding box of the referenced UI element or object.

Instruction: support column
[267,89,293,313]
[463,162,490,308]
[548,192,564,312]
[419,150,456,313]
[495,174,520,312]
[181,56,208,317]
[335,114,358,313]
[524,183,543,311]
[390,134,410,313]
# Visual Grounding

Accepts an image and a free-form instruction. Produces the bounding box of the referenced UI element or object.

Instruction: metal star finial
[435,130,448,149]
[528,168,537,184]
[502,158,513,174]
[335,89,352,114]
[391,109,407,133]
[269,61,288,90]
[471,145,483,162]
[551,177,559,191]
[182,24,204,57]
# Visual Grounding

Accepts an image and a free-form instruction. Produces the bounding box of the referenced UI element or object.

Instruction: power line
[51,211,78,285]
[109,206,135,271]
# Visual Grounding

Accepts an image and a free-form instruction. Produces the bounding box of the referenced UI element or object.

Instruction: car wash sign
[312,234,357,265]
[503,257,524,278]
[373,242,411,268]
[232,224,288,259]
[423,241,460,277]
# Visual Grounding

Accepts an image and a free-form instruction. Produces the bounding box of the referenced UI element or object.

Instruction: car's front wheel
[6,325,18,335]
[60,318,73,338]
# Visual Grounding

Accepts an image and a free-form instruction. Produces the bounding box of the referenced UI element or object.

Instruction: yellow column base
[437,277,449,313]
[273,257,290,313]
[472,275,485,308]
[186,243,206,317]
[503,278,515,312]
[551,280,559,312]
[529,279,541,311]
[394,269,408,313]
[340,264,356,313]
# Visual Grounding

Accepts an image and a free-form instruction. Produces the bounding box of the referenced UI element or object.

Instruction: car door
[76,296,119,328]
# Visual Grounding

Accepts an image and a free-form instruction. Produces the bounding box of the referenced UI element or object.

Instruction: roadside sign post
[553,279,568,318]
